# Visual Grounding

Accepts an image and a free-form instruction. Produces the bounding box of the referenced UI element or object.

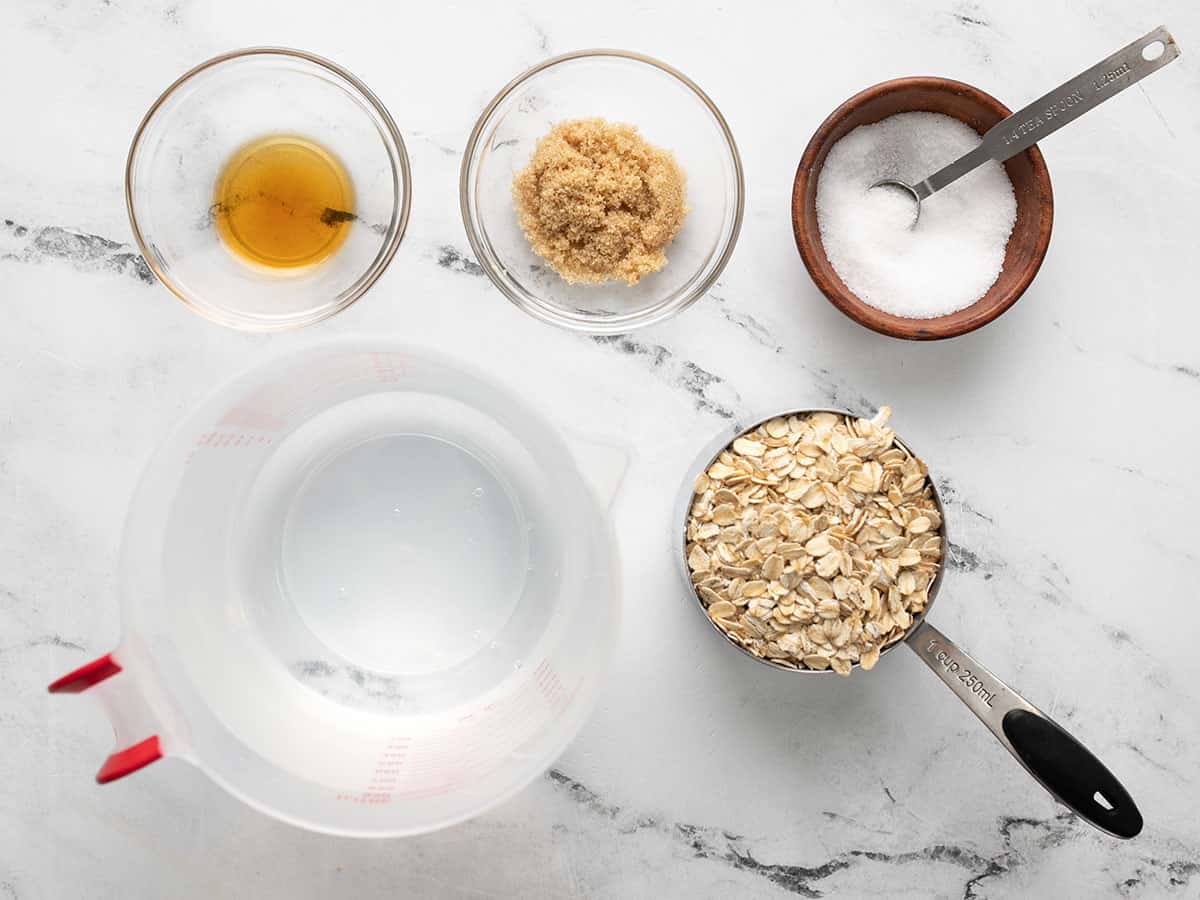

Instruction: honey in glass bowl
[212,134,355,270]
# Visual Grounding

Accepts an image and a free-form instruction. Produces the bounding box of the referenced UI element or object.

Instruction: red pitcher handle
[49,653,163,784]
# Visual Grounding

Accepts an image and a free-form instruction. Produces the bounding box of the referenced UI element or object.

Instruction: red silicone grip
[49,653,162,784]
[47,653,122,693]
[96,736,163,784]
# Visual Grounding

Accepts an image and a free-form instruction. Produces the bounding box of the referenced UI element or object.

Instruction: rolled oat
[686,407,942,676]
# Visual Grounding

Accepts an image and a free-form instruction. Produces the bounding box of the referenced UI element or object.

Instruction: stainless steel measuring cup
[678,409,1142,839]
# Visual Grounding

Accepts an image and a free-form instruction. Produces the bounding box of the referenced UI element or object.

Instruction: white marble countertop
[3,1,1200,897]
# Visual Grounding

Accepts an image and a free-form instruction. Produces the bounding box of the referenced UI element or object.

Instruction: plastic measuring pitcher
[50,342,621,836]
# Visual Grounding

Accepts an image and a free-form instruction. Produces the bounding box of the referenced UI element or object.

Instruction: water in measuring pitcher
[236,392,556,715]
[283,432,528,675]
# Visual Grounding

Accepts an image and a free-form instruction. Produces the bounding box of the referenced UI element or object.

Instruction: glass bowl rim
[459,48,745,335]
[124,46,413,332]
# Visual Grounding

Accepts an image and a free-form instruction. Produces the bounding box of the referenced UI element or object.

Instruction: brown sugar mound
[512,118,688,285]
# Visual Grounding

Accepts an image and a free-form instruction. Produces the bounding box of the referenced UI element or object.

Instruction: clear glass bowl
[460,50,744,334]
[126,48,411,331]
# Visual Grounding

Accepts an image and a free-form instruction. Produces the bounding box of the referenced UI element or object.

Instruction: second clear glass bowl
[461,50,744,334]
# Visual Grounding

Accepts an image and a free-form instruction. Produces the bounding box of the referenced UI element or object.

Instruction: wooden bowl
[792,77,1053,340]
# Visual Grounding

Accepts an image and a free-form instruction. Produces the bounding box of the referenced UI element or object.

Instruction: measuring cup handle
[48,652,164,784]
[564,432,631,510]
[906,620,1142,839]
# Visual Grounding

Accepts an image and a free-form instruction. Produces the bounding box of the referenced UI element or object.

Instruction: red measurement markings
[338,737,410,805]
[369,352,407,383]
[534,660,567,710]
[337,664,587,802]
[194,430,273,449]
[334,792,393,805]
[217,406,285,431]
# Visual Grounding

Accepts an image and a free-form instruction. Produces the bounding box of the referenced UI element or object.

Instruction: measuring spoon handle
[917,26,1179,198]
[906,619,1142,839]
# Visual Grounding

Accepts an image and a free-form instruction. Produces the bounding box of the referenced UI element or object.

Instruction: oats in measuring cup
[686,407,942,676]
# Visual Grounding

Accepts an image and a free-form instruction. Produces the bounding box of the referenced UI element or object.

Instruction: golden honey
[212,135,354,269]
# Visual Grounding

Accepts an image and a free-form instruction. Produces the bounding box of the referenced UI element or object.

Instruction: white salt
[815,111,1017,319]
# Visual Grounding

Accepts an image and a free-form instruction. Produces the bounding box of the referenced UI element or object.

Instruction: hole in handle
[1001,708,1142,838]
[1142,41,1165,61]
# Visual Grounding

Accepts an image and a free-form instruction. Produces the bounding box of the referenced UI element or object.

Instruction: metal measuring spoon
[872,25,1179,226]
[680,409,1142,839]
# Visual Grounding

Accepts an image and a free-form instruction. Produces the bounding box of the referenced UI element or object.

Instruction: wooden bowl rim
[792,76,1054,341]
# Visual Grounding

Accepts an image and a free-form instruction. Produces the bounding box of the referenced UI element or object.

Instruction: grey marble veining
[1,219,154,285]
[2,1,1200,898]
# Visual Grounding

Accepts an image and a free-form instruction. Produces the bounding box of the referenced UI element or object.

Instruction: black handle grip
[1002,709,1142,839]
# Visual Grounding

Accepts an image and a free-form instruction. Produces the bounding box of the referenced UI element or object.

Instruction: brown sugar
[512,118,687,285]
